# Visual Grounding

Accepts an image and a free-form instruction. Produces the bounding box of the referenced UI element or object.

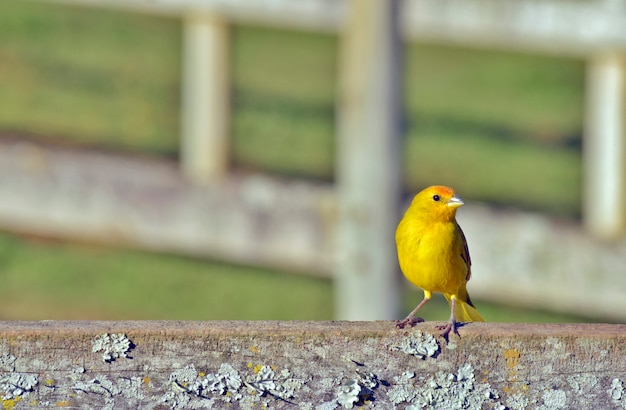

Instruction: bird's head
[406,185,464,222]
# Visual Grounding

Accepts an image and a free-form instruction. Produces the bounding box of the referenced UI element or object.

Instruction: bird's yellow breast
[396,217,467,295]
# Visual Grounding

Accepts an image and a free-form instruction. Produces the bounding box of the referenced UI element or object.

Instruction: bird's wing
[456,222,472,282]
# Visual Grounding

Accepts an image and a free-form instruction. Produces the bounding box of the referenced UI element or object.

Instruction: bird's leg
[396,292,431,329]
[437,296,460,341]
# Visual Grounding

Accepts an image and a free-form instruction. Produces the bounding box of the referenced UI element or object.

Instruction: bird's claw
[436,320,460,342]
[395,316,424,329]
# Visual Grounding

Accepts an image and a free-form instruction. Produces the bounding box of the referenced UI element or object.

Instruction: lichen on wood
[0,321,625,409]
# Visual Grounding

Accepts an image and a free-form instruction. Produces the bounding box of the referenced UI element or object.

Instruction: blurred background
[0,0,623,323]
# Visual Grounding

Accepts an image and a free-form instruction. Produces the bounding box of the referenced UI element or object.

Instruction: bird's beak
[446,194,464,208]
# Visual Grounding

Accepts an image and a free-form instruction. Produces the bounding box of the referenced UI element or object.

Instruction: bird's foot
[395,315,424,329]
[436,319,460,342]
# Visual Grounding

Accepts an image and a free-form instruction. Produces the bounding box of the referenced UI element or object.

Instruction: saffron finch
[395,185,484,339]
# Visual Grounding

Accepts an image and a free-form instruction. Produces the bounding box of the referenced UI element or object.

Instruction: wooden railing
[0,321,625,409]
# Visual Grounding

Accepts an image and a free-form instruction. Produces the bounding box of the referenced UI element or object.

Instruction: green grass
[405,129,582,215]
[405,43,585,141]
[0,2,591,321]
[0,233,333,320]
[0,1,181,153]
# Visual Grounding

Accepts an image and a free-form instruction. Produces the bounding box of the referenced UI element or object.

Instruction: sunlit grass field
[0,2,591,322]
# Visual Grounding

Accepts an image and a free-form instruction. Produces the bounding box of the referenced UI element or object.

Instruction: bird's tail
[445,290,485,322]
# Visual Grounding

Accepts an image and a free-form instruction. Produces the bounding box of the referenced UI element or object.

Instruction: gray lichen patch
[0,353,39,401]
[387,363,503,409]
[567,374,598,395]
[566,373,598,406]
[92,333,133,363]
[245,365,304,401]
[316,401,339,410]
[0,353,16,371]
[163,371,211,408]
[162,362,306,409]
[207,363,243,396]
[335,367,379,409]
[162,363,237,408]
[0,372,38,401]
[609,378,626,408]
[537,389,567,410]
[386,371,418,405]
[506,392,531,410]
[72,374,146,410]
[389,330,440,359]
[336,379,361,409]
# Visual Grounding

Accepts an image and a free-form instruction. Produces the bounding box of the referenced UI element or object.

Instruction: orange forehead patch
[429,185,456,197]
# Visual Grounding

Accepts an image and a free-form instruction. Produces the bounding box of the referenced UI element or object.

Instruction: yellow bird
[395,185,484,338]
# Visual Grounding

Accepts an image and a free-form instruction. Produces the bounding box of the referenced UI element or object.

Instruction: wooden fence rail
[0,321,625,409]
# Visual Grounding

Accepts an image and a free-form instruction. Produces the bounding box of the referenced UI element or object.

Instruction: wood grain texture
[0,321,625,409]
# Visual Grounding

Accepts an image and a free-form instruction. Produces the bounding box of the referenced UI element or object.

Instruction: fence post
[180,14,230,184]
[335,0,402,320]
[583,53,626,239]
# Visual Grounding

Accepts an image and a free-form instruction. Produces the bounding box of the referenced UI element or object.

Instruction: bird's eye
[433,195,440,202]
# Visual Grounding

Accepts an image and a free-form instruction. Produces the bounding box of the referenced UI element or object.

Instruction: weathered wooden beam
[0,321,625,409]
[401,0,626,57]
[35,0,626,54]
[0,139,336,276]
[32,0,345,32]
[335,0,402,320]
